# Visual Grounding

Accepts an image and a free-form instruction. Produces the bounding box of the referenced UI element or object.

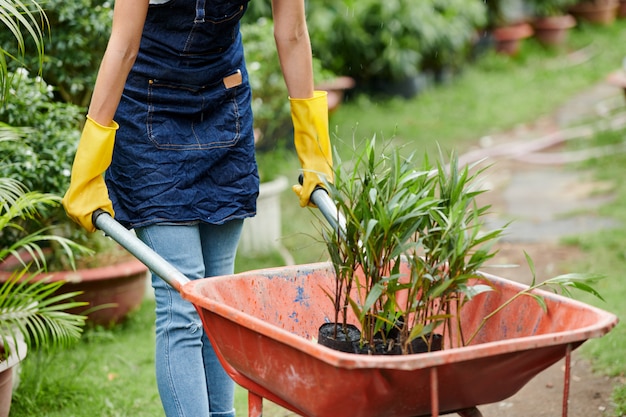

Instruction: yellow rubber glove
[62,116,118,232]
[290,91,334,207]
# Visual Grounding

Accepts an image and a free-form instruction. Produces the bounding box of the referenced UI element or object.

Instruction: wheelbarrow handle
[299,174,347,236]
[91,176,345,292]
[92,209,190,292]
[310,188,347,236]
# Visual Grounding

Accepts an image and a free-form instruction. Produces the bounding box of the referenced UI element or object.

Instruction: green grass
[9,20,626,416]
[331,21,626,156]
[11,301,163,417]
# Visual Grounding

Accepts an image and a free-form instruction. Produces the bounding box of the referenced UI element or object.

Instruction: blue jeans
[136,220,243,417]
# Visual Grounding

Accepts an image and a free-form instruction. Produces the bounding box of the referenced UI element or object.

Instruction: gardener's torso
[107,0,259,229]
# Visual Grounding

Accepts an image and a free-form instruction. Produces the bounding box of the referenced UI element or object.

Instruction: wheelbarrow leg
[430,367,440,416]
[248,391,263,417]
[562,343,573,417]
[428,367,483,417]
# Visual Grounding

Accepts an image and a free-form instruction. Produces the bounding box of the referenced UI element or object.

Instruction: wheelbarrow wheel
[456,407,483,417]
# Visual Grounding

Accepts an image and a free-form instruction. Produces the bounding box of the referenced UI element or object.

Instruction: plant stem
[465,288,533,345]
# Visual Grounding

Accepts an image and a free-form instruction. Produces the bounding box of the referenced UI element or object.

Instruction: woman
[62,0,332,415]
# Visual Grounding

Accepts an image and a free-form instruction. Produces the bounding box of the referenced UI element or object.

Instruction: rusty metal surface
[182,262,617,417]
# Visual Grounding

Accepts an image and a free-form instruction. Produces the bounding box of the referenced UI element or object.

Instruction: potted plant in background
[307,0,425,98]
[242,17,338,152]
[316,138,605,356]
[241,17,293,151]
[0,0,148,326]
[569,0,620,25]
[484,0,534,55]
[307,0,487,98]
[414,0,487,85]
[0,177,87,417]
[526,0,578,47]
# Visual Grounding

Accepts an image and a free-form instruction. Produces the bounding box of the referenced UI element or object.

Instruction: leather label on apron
[223,69,242,89]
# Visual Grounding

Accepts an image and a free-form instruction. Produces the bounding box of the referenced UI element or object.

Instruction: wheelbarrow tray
[182,261,618,417]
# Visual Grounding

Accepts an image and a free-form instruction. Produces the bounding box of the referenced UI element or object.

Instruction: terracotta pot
[619,0,626,17]
[0,257,148,326]
[570,0,619,25]
[0,338,27,417]
[0,367,12,417]
[315,76,355,114]
[492,22,534,55]
[532,14,577,46]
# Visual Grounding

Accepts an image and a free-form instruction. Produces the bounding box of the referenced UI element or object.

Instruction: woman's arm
[271,0,314,99]
[87,0,150,125]
[271,0,332,208]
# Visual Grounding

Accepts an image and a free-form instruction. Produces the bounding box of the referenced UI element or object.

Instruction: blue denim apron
[107,0,259,229]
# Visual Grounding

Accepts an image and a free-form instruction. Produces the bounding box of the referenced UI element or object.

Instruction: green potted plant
[0,0,161,326]
[526,0,578,46]
[0,70,149,326]
[0,177,87,417]
[317,138,605,356]
[308,0,424,98]
[418,0,488,82]
[318,140,506,354]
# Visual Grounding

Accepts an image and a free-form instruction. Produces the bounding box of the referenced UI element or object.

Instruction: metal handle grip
[92,210,190,292]
[310,188,347,236]
[298,174,346,236]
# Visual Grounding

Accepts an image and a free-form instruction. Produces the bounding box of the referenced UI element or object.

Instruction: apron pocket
[146,78,242,151]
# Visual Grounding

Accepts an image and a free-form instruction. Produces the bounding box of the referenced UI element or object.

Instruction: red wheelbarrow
[92,188,618,417]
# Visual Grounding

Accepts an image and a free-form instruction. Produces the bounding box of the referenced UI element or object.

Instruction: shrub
[0,68,82,197]
[0,0,45,102]
[307,0,487,93]
[421,0,488,75]
[242,18,292,151]
[525,0,579,17]
[0,69,88,265]
[0,0,113,106]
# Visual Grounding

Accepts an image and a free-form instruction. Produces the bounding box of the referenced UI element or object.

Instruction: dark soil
[318,323,442,355]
